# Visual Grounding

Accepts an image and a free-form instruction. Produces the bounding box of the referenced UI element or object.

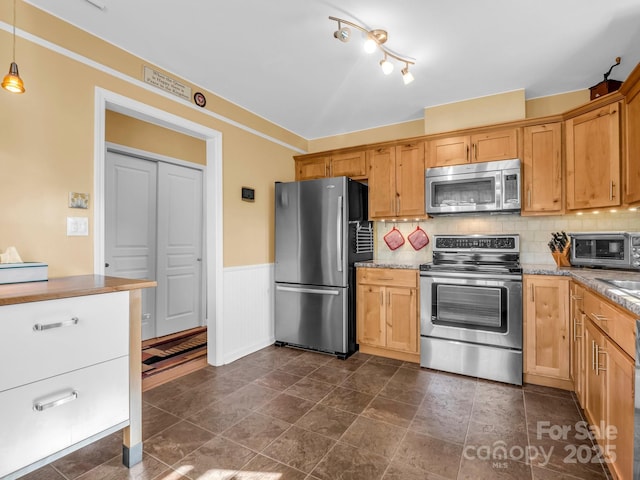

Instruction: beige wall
[307,89,593,154]
[106,111,207,165]
[525,90,590,118]
[308,119,424,153]
[424,90,526,134]
[0,3,300,275]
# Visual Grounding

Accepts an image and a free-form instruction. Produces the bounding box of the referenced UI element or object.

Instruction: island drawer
[0,291,129,392]
[0,355,129,478]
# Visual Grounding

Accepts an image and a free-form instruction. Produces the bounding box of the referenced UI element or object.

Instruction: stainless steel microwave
[425,159,521,216]
[570,232,640,270]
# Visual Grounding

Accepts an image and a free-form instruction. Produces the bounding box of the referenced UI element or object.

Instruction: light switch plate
[67,217,89,236]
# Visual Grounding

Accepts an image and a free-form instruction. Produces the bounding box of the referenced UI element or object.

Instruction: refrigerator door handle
[337,195,343,272]
[276,285,340,296]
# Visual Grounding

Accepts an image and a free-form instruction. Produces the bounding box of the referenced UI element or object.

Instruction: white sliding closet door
[155,162,204,337]
[106,150,204,340]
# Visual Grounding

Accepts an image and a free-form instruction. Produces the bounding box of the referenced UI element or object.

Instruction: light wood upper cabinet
[522,123,563,215]
[330,151,367,178]
[295,151,367,181]
[427,135,470,167]
[523,275,571,389]
[368,146,397,218]
[296,156,329,180]
[356,268,419,362]
[368,142,426,219]
[622,63,640,205]
[565,101,622,210]
[427,128,518,167]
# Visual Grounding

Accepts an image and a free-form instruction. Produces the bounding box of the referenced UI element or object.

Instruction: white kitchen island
[0,275,156,479]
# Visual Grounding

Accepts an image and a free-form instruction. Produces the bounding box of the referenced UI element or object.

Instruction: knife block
[552,245,571,267]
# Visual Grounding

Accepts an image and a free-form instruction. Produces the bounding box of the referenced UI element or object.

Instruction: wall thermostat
[241,187,255,202]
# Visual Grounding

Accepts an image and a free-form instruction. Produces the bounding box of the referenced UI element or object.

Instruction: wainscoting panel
[222,263,274,364]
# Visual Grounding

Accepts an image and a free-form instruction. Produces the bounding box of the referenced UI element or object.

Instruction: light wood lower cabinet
[570,282,586,406]
[573,283,636,480]
[356,268,419,363]
[523,275,572,389]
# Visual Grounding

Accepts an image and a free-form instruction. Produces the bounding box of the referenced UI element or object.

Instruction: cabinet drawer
[0,355,129,478]
[0,292,129,392]
[584,290,636,358]
[357,268,417,288]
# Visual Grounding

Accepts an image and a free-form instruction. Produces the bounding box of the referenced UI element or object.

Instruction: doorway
[93,88,223,366]
[105,148,204,340]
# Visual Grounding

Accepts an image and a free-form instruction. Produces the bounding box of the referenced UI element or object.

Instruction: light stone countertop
[355,261,640,316]
[522,264,640,317]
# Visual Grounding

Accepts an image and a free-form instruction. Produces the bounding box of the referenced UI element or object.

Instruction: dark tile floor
[23,346,610,480]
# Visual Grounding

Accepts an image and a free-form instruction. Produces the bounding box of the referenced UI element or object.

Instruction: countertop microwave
[570,232,640,270]
[425,159,521,216]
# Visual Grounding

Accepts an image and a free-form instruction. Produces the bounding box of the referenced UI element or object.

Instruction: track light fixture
[330,16,415,84]
[2,0,25,93]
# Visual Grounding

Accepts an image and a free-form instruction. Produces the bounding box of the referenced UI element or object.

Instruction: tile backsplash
[374,210,640,265]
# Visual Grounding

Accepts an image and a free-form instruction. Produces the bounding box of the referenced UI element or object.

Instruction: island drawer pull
[33,390,78,412]
[33,317,79,331]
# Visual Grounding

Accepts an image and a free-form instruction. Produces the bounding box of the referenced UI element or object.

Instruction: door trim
[93,87,224,366]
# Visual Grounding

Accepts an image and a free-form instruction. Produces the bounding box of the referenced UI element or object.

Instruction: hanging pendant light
[2,0,25,94]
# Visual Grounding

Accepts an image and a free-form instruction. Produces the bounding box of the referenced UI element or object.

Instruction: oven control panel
[433,235,519,252]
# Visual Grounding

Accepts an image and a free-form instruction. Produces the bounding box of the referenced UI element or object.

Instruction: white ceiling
[24,0,640,140]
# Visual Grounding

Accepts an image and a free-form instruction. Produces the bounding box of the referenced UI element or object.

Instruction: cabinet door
[624,79,640,205]
[570,282,586,406]
[522,123,563,215]
[368,147,397,218]
[331,151,367,179]
[470,129,519,163]
[296,157,329,181]
[524,276,570,380]
[584,319,606,428]
[395,142,426,217]
[605,339,634,480]
[385,287,418,353]
[427,135,470,167]
[565,102,621,210]
[356,283,386,347]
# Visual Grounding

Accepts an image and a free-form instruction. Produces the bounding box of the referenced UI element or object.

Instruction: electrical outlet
[67,217,89,236]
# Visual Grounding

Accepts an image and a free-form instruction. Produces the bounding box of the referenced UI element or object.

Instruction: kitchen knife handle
[337,195,343,272]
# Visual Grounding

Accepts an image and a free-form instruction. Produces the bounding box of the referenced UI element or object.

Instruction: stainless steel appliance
[570,232,640,270]
[419,234,523,385]
[274,177,372,358]
[425,158,521,216]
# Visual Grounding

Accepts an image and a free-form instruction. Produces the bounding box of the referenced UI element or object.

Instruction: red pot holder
[383,226,405,250]
[408,226,429,250]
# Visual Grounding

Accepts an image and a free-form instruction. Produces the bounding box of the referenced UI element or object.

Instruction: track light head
[401,65,414,85]
[380,56,394,75]
[334,25,351,42]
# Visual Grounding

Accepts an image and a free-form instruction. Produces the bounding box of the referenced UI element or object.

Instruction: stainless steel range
[419,234,523,385]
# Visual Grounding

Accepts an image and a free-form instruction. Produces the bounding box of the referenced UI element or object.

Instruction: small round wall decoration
[193,92,207,108]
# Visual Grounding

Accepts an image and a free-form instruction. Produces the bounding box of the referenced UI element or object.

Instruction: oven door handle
[420,271,523,282]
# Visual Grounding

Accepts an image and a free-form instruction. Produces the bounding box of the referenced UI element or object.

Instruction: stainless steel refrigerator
[274,176,372,358]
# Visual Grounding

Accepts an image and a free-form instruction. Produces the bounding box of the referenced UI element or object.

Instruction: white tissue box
[0,263,48,284]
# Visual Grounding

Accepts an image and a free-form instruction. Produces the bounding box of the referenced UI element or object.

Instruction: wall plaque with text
[143,66,191,101]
